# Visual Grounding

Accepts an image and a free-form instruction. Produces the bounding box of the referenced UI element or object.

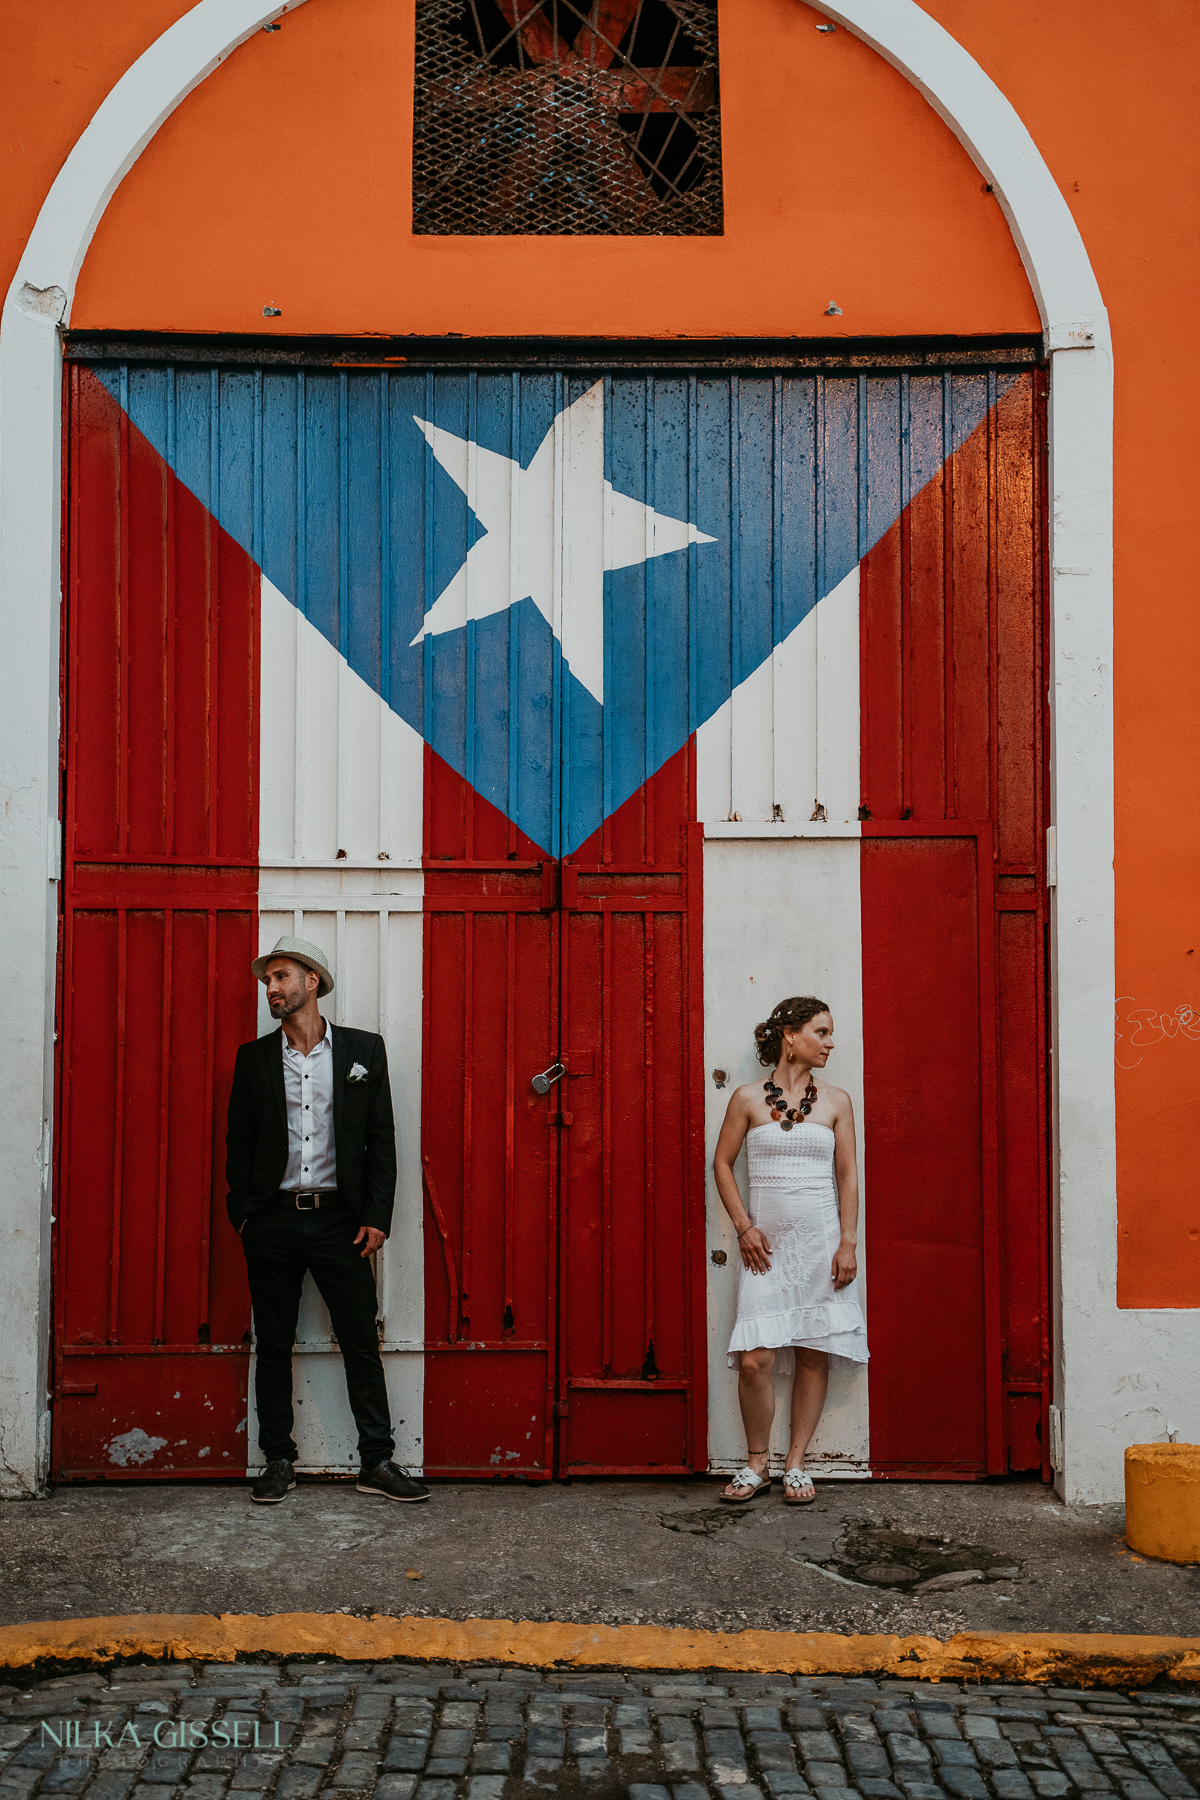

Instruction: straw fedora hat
[251,935,335,998]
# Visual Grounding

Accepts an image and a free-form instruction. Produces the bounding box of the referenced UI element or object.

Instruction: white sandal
[719,1463,773,1504]
[783,1468,816,1504]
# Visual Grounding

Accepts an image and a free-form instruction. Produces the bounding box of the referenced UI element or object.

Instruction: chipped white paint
[251,588,426,1475]
[0,0,1139,1501]
[105,1428,168,1467]
[17,284,67,323]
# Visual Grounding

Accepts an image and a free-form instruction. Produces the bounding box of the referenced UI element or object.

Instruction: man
[226,934,430,1506]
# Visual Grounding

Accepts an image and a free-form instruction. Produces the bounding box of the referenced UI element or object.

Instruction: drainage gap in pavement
[821,1519,1022,1593]
[658,1507,746,1535]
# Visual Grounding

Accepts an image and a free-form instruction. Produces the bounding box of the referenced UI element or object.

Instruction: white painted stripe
[702,838,868,1477]
[698,564,868,1476]
[248,582,427,1476]
[696,567,861,832]
[258,578,424,866]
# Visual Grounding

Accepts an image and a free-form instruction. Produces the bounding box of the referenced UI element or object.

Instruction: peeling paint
[16,282,66,322]
[105,1429,167,1467]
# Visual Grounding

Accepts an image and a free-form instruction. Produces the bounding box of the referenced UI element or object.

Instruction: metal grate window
[412,0,722,236]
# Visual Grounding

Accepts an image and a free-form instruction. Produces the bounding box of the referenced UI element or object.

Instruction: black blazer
[225,1024,397,1235]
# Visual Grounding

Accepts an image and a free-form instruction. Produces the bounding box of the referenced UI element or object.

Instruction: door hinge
[1048,1403,1064,1472]
[555,1398,570,1418]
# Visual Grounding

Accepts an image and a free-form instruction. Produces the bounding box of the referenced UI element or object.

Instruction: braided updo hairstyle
[753,996,831,1067]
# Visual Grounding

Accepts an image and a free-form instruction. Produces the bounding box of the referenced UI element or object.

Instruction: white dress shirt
[281,1022,337,1190]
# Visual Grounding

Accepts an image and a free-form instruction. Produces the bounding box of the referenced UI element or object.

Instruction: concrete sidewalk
[3,1479,1198,1638]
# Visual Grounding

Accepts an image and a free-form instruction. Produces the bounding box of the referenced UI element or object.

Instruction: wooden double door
[420,747,707,1478]
[52,350,1047,1485]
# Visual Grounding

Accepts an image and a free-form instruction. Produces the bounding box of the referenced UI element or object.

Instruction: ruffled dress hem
[726,1303,869,1368]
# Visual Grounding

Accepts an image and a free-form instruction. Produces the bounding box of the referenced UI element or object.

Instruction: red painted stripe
[860,373,1049,1479]
[861,831,990,1473]
[55,368,258,1481]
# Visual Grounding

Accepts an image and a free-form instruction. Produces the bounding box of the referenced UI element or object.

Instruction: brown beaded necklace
[763,1073,817,1131]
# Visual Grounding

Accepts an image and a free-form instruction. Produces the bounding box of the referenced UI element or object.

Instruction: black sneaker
[251,1458,296,1504]
[357,1460,431,1503]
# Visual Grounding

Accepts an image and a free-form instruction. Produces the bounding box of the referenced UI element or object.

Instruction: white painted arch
[0,0,1124,1499]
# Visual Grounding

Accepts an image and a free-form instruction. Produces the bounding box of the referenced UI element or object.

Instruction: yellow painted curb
[1,1614,1199,1687]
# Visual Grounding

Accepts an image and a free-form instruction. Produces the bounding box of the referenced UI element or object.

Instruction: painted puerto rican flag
[81,359,1022,1477]
[93,364,1009,856]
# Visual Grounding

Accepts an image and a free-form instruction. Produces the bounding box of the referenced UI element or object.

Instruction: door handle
[531,1061,566,1095]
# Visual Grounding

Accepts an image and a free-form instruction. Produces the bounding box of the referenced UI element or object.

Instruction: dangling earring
[785,1045,797,1064]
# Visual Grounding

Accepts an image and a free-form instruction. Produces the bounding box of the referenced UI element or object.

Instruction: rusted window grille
[413,0,722,236]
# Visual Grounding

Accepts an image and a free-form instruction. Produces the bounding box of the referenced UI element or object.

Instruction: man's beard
[269,992,305,1018]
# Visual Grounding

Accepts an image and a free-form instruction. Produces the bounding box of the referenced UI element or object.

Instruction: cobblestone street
[3,1661,1200,1800]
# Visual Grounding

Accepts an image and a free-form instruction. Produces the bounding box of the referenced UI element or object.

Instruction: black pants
[241,1197,394,1469]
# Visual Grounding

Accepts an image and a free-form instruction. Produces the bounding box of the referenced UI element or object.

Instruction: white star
[409,380,716,705]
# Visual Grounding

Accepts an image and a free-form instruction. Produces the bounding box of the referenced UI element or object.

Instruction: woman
[714,995,868,1505]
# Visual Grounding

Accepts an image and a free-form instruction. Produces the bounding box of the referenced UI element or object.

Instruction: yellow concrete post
[1125,1444,1200,1563]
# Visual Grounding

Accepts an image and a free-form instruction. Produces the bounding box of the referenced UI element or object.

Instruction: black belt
[278,1188,339,1210]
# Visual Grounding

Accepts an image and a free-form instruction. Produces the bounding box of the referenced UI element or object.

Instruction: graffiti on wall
[1116,996,1200,1069]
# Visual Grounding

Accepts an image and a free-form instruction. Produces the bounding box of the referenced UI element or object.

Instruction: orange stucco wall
[67,0,1037,338]
[0,0,194,304]
[4,0,1198,1304]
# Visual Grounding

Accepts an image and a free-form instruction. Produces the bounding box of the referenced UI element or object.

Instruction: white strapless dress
[726,1122,869,1366]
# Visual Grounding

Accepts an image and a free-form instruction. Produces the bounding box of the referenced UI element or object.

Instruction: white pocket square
[347,1062,369,1083]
